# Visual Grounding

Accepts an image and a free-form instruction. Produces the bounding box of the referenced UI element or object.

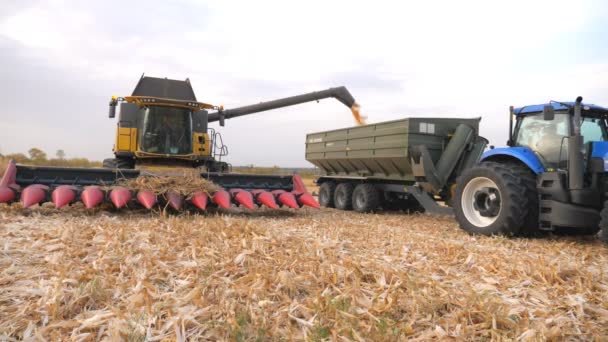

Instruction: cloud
[1,0,607,166]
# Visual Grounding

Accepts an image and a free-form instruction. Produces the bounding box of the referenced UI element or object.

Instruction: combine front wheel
[454,162,528,236]
[102,157,134,169]
[334,183,354,210]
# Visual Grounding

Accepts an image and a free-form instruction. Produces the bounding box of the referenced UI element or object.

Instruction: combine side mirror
[542,105,555,121]
[108,97,118,118]
[219,112,225,127]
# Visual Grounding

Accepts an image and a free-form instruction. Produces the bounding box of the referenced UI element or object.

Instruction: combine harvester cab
[0,160,319,211]
[0,74,366,212]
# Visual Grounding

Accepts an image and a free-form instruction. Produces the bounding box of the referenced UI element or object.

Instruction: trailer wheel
[318,182,337,208]
[352,184,380,213]
[454,162,528,236]
[599,201,608,243]
[334,183,354,210]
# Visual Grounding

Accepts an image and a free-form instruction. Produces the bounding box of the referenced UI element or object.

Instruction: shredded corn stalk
[0,206,607,340]
[116,170,220,195]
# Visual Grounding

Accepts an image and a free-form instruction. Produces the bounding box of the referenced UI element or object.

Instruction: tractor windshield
[514,112,569,168]
[515,113,608,169]
[139,106,193,155]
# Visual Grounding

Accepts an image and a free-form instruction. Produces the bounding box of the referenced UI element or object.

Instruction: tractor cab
[511,102,608,170]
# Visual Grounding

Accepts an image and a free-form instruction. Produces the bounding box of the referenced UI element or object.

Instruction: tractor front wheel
[454,162,529,236]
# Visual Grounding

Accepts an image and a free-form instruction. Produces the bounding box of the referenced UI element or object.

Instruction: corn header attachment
[0,160,319,211]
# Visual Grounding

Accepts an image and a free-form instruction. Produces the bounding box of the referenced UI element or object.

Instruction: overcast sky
[1,0,607,166]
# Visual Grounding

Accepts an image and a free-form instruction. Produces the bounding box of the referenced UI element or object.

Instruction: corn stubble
[0,206,607,341]
[118,171,220,196]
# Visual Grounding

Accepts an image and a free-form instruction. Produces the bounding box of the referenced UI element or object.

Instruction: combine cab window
[140,106,193,155]
[514,113,569,168]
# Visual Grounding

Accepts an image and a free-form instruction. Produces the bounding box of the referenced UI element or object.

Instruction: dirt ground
[0,205,607,341]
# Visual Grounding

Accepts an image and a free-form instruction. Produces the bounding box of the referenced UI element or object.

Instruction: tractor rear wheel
[511,163,540,236]
[334,183,354,210]
[599,201,608,243]
[318,182,336,208]
[454,161,529,236]
[352,184,380,213]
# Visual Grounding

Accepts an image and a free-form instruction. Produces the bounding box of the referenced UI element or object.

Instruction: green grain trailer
[305,117,488,214]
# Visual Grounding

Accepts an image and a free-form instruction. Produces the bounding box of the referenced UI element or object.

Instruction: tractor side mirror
[542,105,555,121]
[219,112,225,127]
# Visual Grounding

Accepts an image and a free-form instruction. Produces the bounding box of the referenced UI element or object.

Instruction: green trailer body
[305,117,488,214]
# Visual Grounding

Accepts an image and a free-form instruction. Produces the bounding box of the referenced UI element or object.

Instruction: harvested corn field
[1,206,607,340]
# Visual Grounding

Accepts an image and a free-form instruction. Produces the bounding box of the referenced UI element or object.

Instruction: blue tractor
[454,97,608,240]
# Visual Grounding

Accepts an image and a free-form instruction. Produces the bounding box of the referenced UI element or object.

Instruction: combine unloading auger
[0,160,319,211]
[208,86,364,126]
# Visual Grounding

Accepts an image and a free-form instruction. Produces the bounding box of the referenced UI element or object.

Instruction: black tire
[454,161,529,236]
[598,200,608,243]
[117,158,135,169]
[334,183,354,210]
[510,163,540,236]
[208,161,229,173]
[352,184,381,213]
[102,157,134,169]
[102,158,117,169]
[318,182,336,208]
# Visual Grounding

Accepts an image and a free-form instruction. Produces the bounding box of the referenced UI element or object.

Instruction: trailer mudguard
[481,147,545,174]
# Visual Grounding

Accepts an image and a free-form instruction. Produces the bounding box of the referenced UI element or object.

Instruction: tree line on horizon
[0,149,317,176]
[0,148,101,168]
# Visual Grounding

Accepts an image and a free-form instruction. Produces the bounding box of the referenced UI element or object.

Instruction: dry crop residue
[0,206,607,340]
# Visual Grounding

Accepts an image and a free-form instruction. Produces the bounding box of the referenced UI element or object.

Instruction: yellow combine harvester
[104,75,360,172]
[0,75,360,211]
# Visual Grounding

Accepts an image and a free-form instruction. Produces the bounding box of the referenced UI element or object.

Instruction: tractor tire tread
[509,163,540,237]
